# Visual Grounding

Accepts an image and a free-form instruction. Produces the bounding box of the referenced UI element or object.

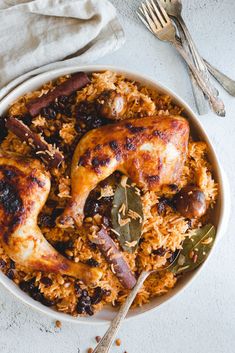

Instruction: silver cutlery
[92,271,149,353]
[93,258,176,353]
[204,60,235,96]
[176,19,209,114]
[161,0,235,97]
[137,0,225,116]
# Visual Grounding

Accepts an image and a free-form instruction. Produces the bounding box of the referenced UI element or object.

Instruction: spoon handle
[172,40,225,116]
[177,15,220,97]
[93,271,149,353]
[176,16,235,97]
[204,60,235,97]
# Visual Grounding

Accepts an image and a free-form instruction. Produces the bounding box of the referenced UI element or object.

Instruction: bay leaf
[169,224,216,275]
[111,177,143,253]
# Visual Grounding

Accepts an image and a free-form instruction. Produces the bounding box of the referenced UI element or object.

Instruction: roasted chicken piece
[0,152,102,284]
[58,115,189,227]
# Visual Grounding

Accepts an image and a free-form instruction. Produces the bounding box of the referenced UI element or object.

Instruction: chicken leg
[58,115,189,228]
[0,151,102,284]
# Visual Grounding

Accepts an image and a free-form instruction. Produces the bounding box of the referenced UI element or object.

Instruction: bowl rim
[0,64,230,324]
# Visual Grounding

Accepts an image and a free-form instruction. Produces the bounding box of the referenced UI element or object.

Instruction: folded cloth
[0,0,125,100]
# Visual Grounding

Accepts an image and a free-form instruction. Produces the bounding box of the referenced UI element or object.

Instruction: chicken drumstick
[58,115,189,228]
[0,152,102,284]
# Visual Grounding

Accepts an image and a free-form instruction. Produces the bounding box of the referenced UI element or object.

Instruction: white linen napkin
[0,0,125,100]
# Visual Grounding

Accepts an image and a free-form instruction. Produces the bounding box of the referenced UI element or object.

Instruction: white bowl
[0,65,230,324]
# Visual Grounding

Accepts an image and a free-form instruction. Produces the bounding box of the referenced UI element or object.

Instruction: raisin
[27,283,56,307]
[0,117,7,143]
[84,190,113,218]
[0,259,6,269]
[75,101,106,132]
[74,282,82,295]
[31,289,42,302]
[20,278,37,295]
[19,280,30,292]
[84,197,100,217]
[41,106,56,119]
[82,289,88,297]
[91,287,104,305]
[9,259,15,269]
[152,247,166,256]
[88,241,97,250]
[41,297,56,307]
[157,197,173,215]
[77,306,84,314]
[39,209,63,228]
[6,269,14,280]
[58,95,70,104]
[85,306,94,316]
[53,100,72,117]
[54,240,74,257]
[21,113,32,126]
[40,277,52,287]
[169,184,179,192]
[86,258,99,267]
[104,289,111,297]
[76,298,86,314]
[45,130,62,146]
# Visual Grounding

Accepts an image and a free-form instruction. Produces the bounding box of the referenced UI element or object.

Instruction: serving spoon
[93,260,176,353]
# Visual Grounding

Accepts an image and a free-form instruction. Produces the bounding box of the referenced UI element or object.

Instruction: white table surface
[1,1,235,352]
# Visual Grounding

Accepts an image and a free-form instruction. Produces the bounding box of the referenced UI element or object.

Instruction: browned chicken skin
[59,115,189,227]
[0,152,102,284]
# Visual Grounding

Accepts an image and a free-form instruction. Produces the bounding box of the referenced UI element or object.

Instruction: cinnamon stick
[5,116,64,168]
[26,72,90,117]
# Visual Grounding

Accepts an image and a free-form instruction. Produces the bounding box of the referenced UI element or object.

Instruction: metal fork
[161,0,235,97]
[161,0,218,96]
[137,0,226,117]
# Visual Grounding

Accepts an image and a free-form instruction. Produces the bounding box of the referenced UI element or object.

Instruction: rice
[0,71,218,316]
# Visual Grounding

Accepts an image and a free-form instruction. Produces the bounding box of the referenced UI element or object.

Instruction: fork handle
[179,15,235,97]
[176,15,218,97]
[175,35,235,97]
[175,24,209,115]
[93,271,149,353]
[172,40,225,116]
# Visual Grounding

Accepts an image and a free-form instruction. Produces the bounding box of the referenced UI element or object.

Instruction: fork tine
[136,11,153,34]
[140,3,158,32]
[145,0,163,28]
[149,0,167,26]
[152,0,171,23]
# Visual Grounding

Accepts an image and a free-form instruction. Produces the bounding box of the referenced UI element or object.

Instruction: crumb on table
[55,320,62,328]
[115,338,121,346]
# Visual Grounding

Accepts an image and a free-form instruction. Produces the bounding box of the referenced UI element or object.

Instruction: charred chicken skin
[0,152,102,284]
[58,115,189,227]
